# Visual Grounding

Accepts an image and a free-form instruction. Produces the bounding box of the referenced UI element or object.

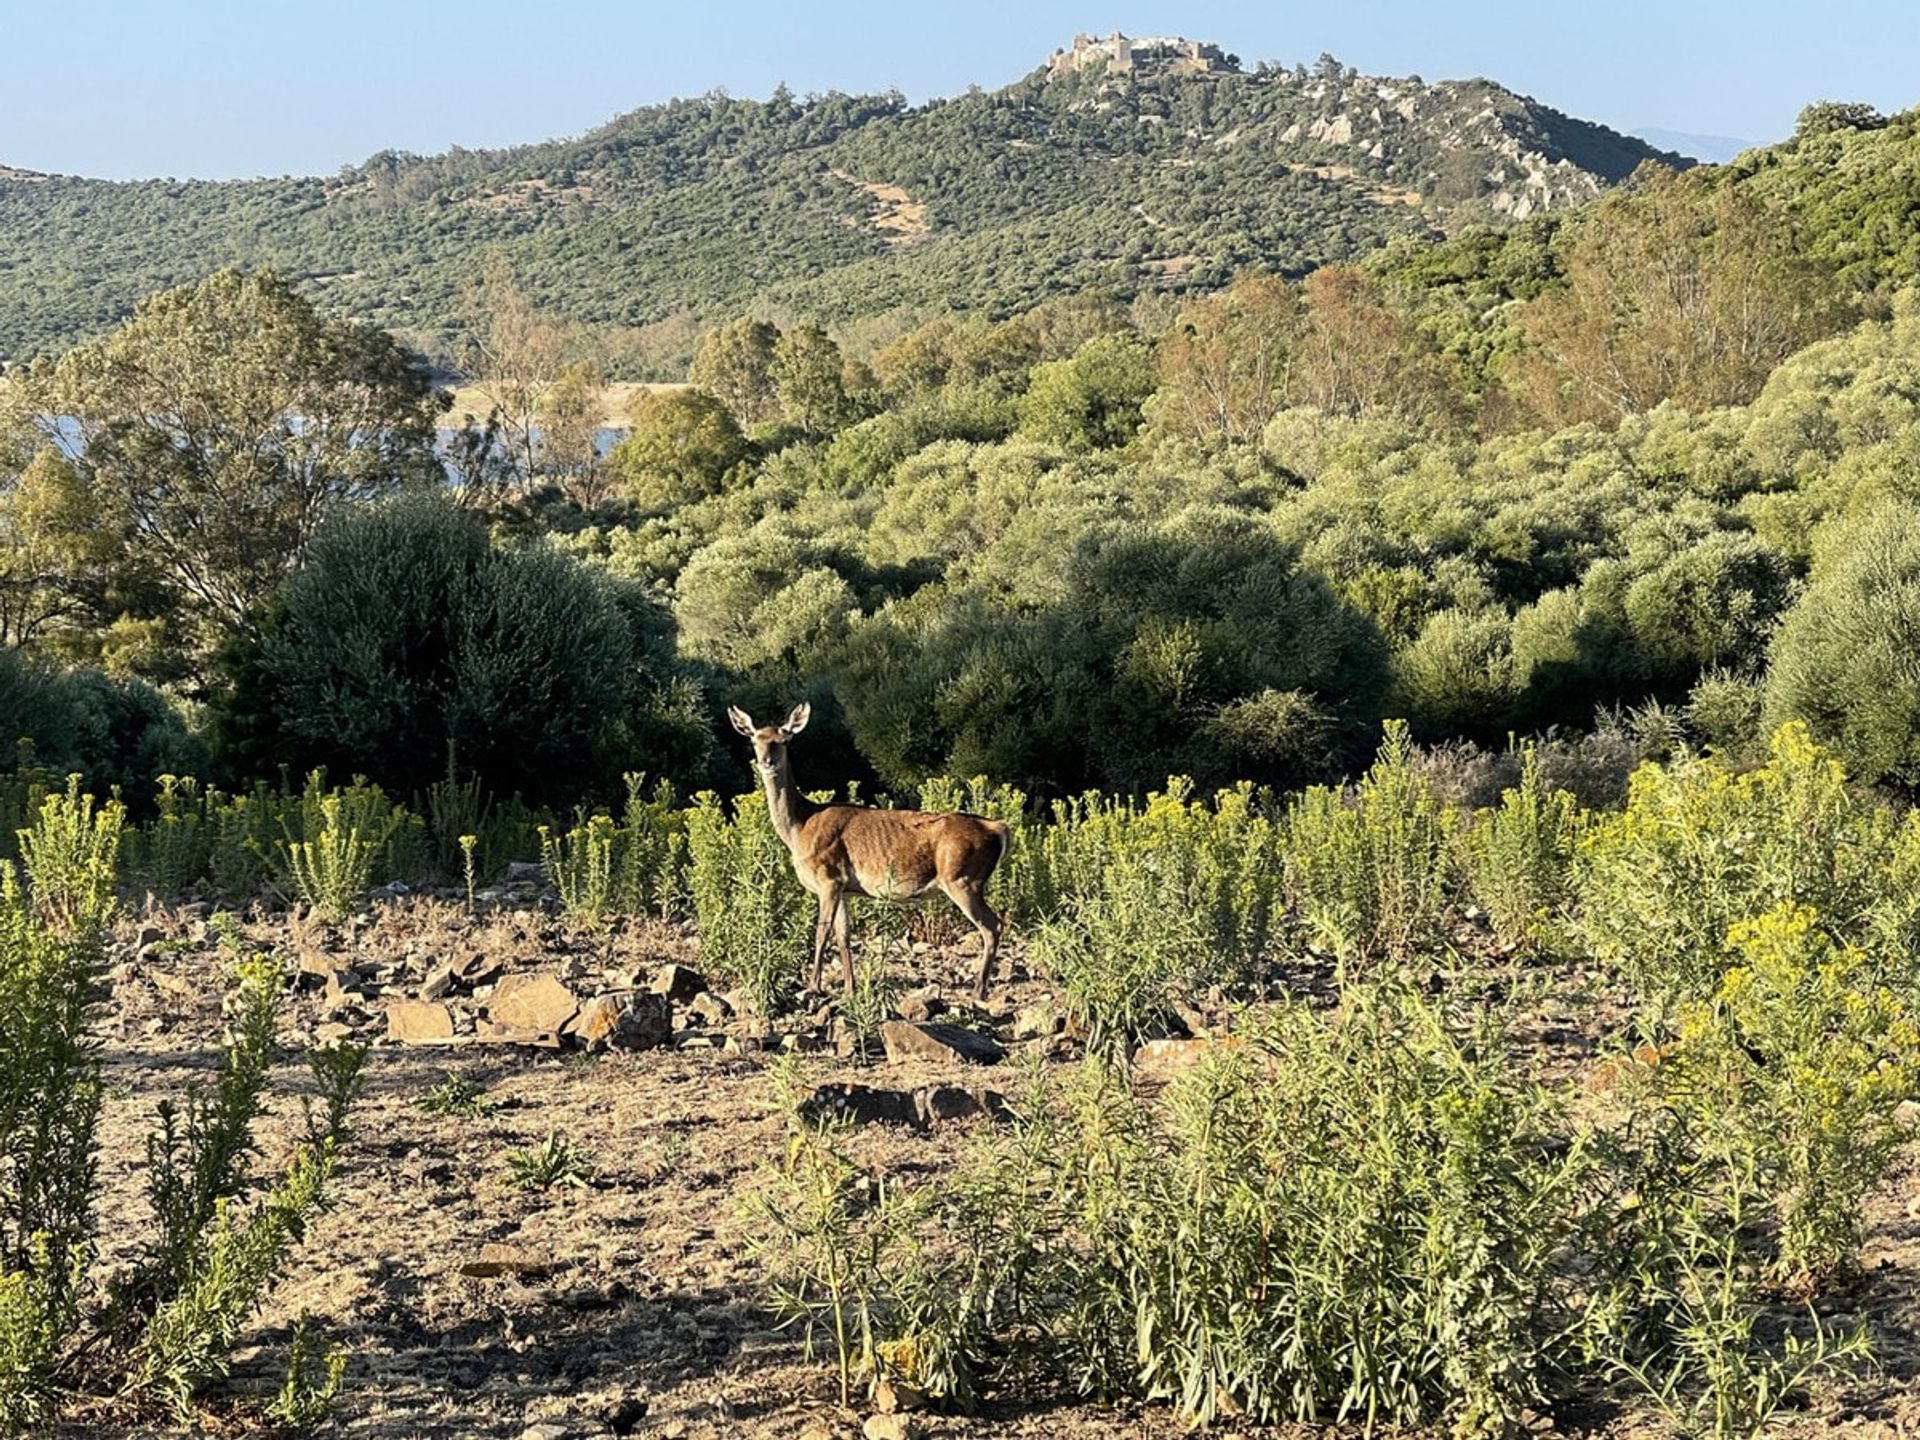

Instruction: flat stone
[687,991,733,1027]
[386,1000,455,1043]
[1013,1001,1066,1040]
[894,990,946,1023]
[863,1415,918,1440]
[880,1020,1005,1067]
[488,974,579,1032]
[475,1019,565,1049]
[450,952,504,987]
[650,963,709,1002]
[462,1244,552,1282]
[420,963,456,1001]
[521,1424,570,1440]
[871,1377,927,1414]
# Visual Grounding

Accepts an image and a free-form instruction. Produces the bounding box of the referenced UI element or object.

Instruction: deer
[727,703,1011,1001]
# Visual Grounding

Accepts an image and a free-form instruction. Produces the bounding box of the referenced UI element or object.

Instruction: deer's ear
[726,706,756,737]
[783,701,812,737]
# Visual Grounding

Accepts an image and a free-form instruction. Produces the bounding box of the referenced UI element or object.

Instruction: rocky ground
[64,882,1920,1440]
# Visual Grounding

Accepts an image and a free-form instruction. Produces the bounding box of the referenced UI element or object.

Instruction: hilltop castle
[1046,32,1237,80]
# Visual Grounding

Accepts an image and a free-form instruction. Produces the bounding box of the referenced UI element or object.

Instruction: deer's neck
[761,759,813,846]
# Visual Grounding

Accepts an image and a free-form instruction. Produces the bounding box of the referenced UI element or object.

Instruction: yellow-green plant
[18,778,123,937]
[747,1063,921,1406]
[1286,722,1456,969]
[684,790,812,1013]
[615,773,686,916]
[1575,723,1891,1004]
[285,794,391,918]
[1458,743,1585,947]
[1655,904,1918,1292]
[540,814,618,930]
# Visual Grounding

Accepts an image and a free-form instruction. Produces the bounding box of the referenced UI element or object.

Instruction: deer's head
[727,702,811,779]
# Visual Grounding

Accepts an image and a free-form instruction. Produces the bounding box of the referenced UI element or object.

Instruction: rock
[687,991,734,1027]
[832,1017,869,1059]
[880,1020,1005,1067]
[863,1415,917,1440]
[781,1032,828,1054]
[871,1377,927,1413]
[504,860,546,885]
[917,1084,1010,1126]
[475,1019,565,1049]
[322,968,364,1009]
[386,1000,455,1043]
[420,963,457,1001]
[800,1083,923,1129]
[520,1423,571,1440]
[1012,1001,1065,1040]
[294,949,340,985]
[458,1243,549,1278]
[564,993,628,1049]
[650,963,709,1002]
[450,952,504,987]
[488,974,580,1032]
[604,1397,649,1436]
[609,993,673,1050]
[894,990,946,1023]
[1132,1035,1244,1083]
[133,921,165,951]
[315,1021,357,1045]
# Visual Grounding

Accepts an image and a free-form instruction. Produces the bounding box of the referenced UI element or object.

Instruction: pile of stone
[368,958,742,1054]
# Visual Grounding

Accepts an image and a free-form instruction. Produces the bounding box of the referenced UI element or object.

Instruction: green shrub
[0,786,119,1429]
[1574,724,1889,1003]
[503,1132,597,1192]
[1285,721,1456,967]
[1458,744,1584,947]
[0,789,366,1430]
[1656,905,1918,1292]
[1764,501,1920,786]
[238,493,705,807]
[747,1068,921,1406]
[869,987,1586,1430]
[1028,780,1284,1049]
[685,790,813,1013]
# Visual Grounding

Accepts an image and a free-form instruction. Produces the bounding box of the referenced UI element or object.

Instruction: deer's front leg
[809,886,838,994]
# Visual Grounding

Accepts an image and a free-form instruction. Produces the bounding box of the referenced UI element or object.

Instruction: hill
[0,39,1687,369]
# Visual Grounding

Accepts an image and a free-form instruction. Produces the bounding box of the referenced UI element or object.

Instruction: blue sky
[7,1,1915,180]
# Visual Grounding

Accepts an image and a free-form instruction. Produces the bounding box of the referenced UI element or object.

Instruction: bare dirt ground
[67,890,1920,1440]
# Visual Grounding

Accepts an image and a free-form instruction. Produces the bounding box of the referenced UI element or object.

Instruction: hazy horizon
[5,1,1910,182]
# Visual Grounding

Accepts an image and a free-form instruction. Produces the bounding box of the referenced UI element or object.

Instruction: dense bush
[1765,503,1920,785]
[230,494,710,807]
[1574,724,1889,1002]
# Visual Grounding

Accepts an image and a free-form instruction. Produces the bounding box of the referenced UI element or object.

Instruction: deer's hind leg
[941,880,1003,1002]
[832,893,857,993]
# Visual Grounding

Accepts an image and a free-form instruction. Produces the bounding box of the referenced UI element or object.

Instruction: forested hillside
[0,47,1685,367]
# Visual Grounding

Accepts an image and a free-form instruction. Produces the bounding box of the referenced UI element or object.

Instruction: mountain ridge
[0,41,1690,369]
